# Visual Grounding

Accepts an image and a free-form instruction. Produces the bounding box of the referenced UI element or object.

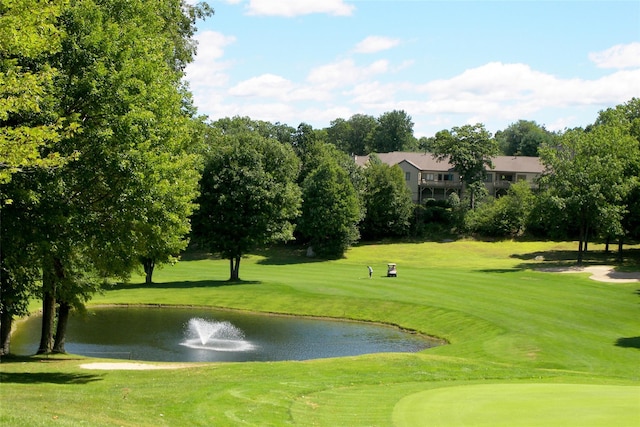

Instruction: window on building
[405,171,411,181]
[499,174,514,182]
[484,173,493,183]
[424,173,434,181]
[517,175,527,181]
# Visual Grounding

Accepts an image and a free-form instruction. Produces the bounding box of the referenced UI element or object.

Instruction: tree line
[1,0,638,356]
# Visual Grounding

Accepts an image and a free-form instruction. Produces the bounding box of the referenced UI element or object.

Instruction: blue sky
[185,0,640,138]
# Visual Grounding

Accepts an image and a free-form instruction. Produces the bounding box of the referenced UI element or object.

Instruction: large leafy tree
[430,123,499,209]
[0,0,77,186]
[539,125,639,264]
[360,155,414,239]
[327,114,377,155]
[1,0,210,355]
[372,110,416,153]
[0,0,77,353]
[193,131,301,280]
[0,175,42,353]
[495,120,557,157]
[465,180,535,237]
[592,98,640,249]
[297,156,362,258]
[44,0,208,354]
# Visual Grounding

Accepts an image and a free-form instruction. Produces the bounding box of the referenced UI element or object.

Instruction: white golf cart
[387,263,397,277]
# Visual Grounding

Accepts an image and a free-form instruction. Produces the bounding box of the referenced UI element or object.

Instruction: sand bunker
[539,265,640,283]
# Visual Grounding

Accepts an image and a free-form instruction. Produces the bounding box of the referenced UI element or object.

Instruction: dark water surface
[11,307,439,362]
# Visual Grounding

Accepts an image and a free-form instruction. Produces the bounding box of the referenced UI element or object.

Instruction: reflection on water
[10,307,439,362]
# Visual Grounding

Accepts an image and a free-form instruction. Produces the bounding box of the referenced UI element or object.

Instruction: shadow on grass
[0,355,103,384]
[111,279,261,291]
[478,268,520,274]
[615,337,640,349]
[0,371,103,384]
[255,246,334,265]
[511,248,640,271]
[181,244,327,266]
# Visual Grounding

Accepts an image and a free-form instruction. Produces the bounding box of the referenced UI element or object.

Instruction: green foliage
[1,0,211,353]
[193,131,301,276]
[465,180,534,237]
[372,110,416,152]
[361,159,414,239]
[0,0,77,185]
[327,113,377,155]
[525,189,574,240]
[291,122,319,157]
[297,157,362,258]
[539,124,639,262]
[593,97,640,142]
[430,123,499,208]
[593,98,640,242]
[495,120,557,156]
[411,198,455,238]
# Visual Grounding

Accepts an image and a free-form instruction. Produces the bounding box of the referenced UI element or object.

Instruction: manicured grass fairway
[1,240,639,426]
[393,383,640,427]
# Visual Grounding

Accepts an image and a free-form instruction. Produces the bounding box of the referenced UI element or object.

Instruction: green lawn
[1,240,639,426]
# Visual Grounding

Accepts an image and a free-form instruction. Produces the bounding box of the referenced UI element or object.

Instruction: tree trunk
[37,258,57,354]
[0,310,12,356]
[37,287,56,354]
[38,255,61,354]
[229,256,241,281]
[584,223,589,253]
[617,237,624,263]
[52,301,70,353]
[142,257,155,285]
[605,236,610,253]
[577,226,584,266]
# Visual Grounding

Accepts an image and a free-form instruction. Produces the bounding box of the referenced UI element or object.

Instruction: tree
[133,112,205,285]
[593,98,640,141]
[430,124,499,209]
[465,180,534,237]
[372,110,416,152]
[361,155,414,239]
[291,122,319,157]
[0,0,78,186]
[297,158,362,258]
[326,114,377,155]
[0,175,41,354]
[193,132,301,280]
[495,120,557,157]
[592,98,640,253]
[539,125,639,264]
[0,0,211,355]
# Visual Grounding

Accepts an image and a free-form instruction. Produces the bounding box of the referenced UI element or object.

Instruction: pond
[11,307,440,362]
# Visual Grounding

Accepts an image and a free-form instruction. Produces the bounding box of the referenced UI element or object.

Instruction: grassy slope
[1,240,639,426]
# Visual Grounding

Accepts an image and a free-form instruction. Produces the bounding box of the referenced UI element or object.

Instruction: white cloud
[229,74,294,98]
[184,31,237,120]
[589,42,640,69]
[245,0,354,17]
[307,59,389,89]
[396,61,640,133]
[228,74,332,102]
[185,31,236,87]
[354,36,401,54]
[421,62,553,102]
[419,62,639,111]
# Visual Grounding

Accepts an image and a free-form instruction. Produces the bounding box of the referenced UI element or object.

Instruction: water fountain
[180,317,255,352]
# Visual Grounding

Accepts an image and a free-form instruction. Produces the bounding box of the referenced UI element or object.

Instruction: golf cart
[387,263,397,277]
